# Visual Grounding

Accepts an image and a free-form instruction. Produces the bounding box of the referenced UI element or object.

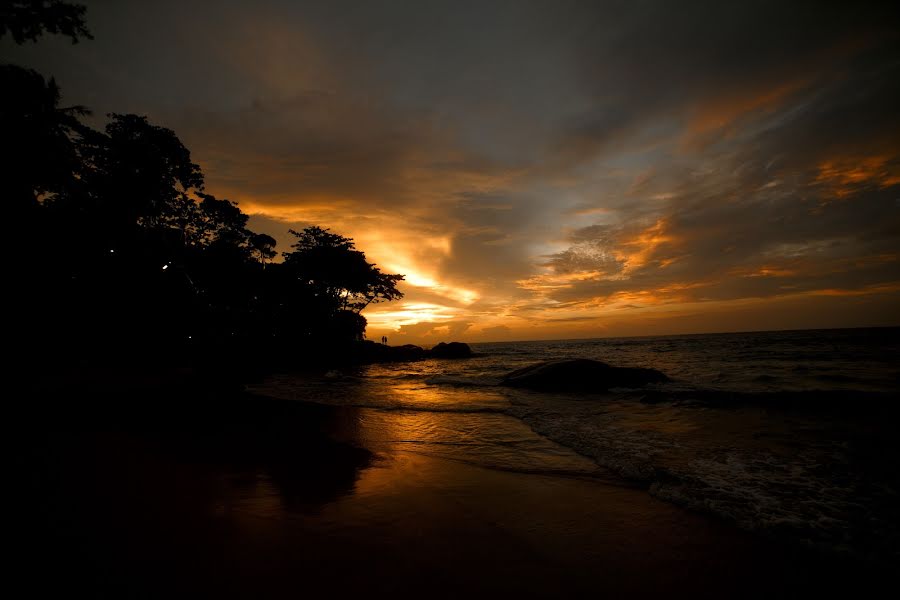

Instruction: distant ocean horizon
[452,324,900,347]
[252,326,900,561]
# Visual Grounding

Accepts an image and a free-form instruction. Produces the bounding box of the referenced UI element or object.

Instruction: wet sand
[13,383,888,598]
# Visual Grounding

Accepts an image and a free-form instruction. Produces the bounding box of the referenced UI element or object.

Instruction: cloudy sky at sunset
[7,0,900,343]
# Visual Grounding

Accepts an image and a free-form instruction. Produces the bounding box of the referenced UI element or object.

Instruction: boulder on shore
[350,340,426,363]
[344,340,472,363]
[391,344,427,361]
[500,358,668,392]
[428,342,473,358]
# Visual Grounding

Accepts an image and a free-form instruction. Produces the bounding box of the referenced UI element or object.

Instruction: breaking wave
[508,398,900,560]
[254,327,900,561]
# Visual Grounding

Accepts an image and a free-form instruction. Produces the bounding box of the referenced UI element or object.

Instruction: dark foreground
[13,368,893,598]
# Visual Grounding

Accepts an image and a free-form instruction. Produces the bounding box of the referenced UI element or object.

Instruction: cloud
[5,0,900,341]
[379,318,473,345]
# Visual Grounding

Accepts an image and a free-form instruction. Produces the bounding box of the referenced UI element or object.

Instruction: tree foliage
[0,0,92,44]
[6,5,405,357]
[283,226,404,314]
[2,103,389,350]
[80,113,205,230]
[1,64,88,211]
[249,233,277,265]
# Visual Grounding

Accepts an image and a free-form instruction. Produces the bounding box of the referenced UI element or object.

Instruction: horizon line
[455,323,900,346]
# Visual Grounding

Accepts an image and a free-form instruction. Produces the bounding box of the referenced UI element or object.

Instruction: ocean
[250,327,900,561]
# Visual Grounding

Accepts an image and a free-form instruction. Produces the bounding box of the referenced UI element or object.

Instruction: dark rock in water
[392,344,427,360]
[349,340,426,363]
[500,359,668,392]
[429,342,473,358]
[342,340,471,363]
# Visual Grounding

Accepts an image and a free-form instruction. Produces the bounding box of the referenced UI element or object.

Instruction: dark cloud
[4,0,899,340]
[555,1,900,156]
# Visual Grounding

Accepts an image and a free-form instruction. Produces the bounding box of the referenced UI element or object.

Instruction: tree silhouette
[195,192,251,249]
[81,113,204,232]
[249,233,277,266]
[1,64,88,215]
[0,0,92,44]
[3,4,405,359]
[284,226,404,314]
[60,114,206,263]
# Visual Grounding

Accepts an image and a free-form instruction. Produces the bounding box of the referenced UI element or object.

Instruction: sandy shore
[13,380,888,598]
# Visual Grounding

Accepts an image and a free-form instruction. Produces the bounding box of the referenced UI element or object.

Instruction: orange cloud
[729,265,797,278]
[613,219,677,274]
[803,282,900,297]
[813,154,900,199]
[516,270,605,293]
[365,302,460,330]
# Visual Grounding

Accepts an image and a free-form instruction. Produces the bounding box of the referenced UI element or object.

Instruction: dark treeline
[2,1,404,369]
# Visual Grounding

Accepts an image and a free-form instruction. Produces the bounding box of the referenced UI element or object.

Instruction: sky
[5,0,900,343]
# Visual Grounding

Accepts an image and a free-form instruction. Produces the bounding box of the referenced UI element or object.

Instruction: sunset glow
[11,0,898,345]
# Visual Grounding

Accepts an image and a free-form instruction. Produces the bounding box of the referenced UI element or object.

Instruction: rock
[390,344,427,361]
[351,340,388,362]
[500,358,668,392]
[428,342,473,358]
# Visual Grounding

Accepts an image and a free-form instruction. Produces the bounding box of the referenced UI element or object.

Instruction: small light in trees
[162,264,169,270]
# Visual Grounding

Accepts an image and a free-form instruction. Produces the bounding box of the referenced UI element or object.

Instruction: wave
[396,447,618,481]
[508,406,668,482]
[300,397,510,415]
[509,403,900,561]
[423,375,501,387]
[254,343,900,561]
[632,388,900,410]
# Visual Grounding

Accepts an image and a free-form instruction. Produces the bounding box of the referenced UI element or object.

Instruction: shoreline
[15,369,893,597]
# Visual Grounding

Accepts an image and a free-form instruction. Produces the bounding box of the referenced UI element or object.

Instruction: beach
[15,343,895,597]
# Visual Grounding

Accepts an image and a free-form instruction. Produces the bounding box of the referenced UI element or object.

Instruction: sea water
[250,327,900,559]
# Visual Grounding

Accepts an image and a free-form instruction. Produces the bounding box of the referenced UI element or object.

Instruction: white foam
[510,398,899,560]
